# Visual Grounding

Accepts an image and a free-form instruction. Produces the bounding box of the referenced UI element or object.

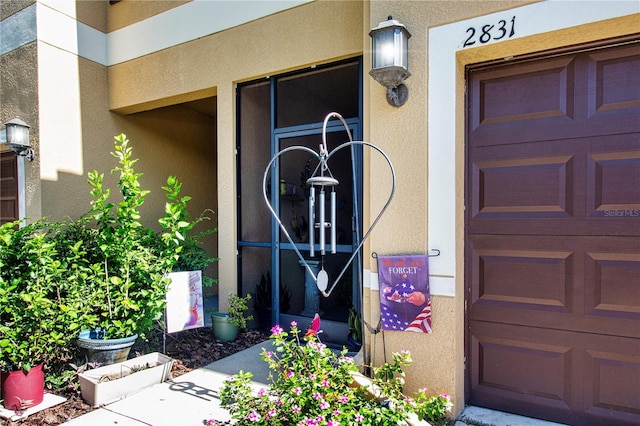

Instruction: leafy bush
[0,220,83,371]
[170,214,218,289]
[0,133,207,374]
[74,135,179,339]
[74,134,194,340]
[228,294,253,329]
[216,321,452,425]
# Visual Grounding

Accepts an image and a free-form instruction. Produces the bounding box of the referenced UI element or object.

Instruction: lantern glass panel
[6,124,29,147]
[395,29,409,70]
[372,29,395,69]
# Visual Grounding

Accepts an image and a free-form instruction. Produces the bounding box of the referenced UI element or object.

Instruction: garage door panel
[471,247,573,312]
[586,44,640,123]
[471,307,640,340]
[586,252,640,319]
[469,234,640,338]
[467,41,640,424]
[584,349,640,421]
[587,150,640,221]
[472,57,575,129]
[470,322,575,410]
[470,44,640,147]
[469,56,579,145]
[471,321,640,425]
[469,136,639,236]
[471,155,574,219]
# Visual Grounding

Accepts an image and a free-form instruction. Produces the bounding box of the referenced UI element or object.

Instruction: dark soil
[1,329,269,426]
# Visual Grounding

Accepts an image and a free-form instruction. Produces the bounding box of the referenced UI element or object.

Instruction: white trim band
[1,0,312,66]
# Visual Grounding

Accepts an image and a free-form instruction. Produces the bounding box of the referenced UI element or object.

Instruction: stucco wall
[106,0,190,32]
[0,0,34,21]
[107,0,365,313]
[1,1,218,284]
[1,39,40,219]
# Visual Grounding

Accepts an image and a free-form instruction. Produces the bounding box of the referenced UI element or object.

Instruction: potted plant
[347,306,363,352]
[0,220,82,410]
[253,271,291,331]
[78,351,174,407]
[72,134,193,363]
[0,134,201,409]
[212,294,253,342]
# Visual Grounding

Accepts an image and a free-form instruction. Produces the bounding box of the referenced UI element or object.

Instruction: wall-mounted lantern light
[369,16,411,107]
[1,117,33,161]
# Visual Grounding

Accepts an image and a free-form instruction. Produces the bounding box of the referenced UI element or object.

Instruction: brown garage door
[466,41,640,425]
[0,152,19,224]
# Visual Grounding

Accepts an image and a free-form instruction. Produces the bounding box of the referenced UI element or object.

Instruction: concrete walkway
[62,341,568,426]
[63,342,271,425]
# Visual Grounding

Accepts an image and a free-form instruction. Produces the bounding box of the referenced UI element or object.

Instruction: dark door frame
[236,58,364,332]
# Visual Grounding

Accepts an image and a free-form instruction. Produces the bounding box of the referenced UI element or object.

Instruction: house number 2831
[463,16,516,47]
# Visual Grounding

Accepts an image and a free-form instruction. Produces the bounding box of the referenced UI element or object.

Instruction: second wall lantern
[1,117,33,161]
[369,16,411,107]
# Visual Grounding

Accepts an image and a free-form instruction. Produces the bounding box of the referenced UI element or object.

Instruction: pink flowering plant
[216,321,452,425]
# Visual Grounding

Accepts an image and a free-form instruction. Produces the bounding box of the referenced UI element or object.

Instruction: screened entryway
[237,59,363,345]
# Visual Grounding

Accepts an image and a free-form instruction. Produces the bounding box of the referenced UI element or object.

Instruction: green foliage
[0,220,82,371]
[254,271,291,313]
[414,390,455,423]
[227,294,253,329]
[0,133,209,373]
[217,322,453,425]
[348,307,362,343]
[170,211,219,289]
[77,134,194,339]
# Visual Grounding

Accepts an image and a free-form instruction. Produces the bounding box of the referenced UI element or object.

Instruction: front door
[0,152,19,224]
[466,41,640,425]
[273,122,362,344]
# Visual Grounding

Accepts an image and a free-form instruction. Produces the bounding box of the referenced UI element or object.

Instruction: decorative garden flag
[377,255,432,333]
[166,271,204,333]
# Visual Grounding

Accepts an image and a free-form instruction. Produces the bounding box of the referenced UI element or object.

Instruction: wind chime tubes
[307,175,338,257]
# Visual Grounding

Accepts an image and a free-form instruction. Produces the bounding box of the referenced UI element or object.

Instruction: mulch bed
[1,329,269,426]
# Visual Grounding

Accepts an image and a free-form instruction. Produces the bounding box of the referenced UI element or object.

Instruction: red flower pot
[1,364,45,411]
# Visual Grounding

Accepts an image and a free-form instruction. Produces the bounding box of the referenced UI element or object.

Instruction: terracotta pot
[1,363,45,410]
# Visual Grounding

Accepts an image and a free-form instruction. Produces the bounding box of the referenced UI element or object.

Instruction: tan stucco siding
[1,40,40,219]
[107,0,191,32]
[36,42,218,243]
[107,0,363,309]
[108,0,363,114]
[76,0,108,33]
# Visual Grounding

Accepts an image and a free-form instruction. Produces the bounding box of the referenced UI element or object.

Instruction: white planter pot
[78,352,174,407]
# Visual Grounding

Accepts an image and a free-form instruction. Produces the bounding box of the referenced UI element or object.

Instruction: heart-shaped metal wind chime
[262,112,396,298]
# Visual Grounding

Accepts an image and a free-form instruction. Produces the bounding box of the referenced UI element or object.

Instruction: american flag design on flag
[405,299,432,333]
[377,255,432,333]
